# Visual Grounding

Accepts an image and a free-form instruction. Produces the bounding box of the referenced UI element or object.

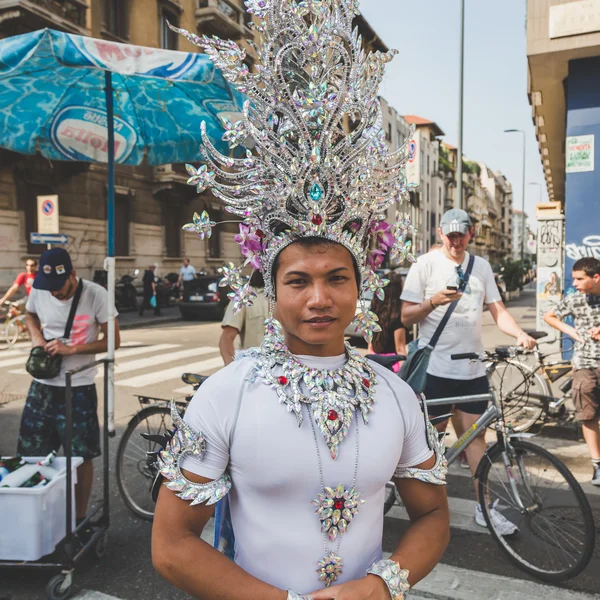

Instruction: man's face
[51,272,77,301]
[274,242,358,355]
[25,260,36,274]
[572,270,600,294]
[183,259,189,267]
[439,228,472,258]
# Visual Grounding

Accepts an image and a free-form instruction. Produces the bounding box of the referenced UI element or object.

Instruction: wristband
[366,559,410,600]
[286,592,312,600]
[429,298,437,310]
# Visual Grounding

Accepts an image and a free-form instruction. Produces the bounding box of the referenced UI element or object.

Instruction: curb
[119,315,182,330]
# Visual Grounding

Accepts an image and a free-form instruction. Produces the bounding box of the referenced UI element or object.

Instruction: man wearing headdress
[149,2,449,598]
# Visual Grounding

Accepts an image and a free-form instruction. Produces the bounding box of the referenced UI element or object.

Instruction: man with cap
[401,208,535,535]
[19,248,121,536]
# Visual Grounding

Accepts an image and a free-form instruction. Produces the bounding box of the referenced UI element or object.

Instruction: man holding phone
[401,209,535,534]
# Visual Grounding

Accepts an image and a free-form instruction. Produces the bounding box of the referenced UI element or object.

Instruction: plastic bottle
[21,472,48,488]
[0,452,58,488]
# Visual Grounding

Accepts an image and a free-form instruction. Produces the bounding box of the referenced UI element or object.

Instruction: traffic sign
[30,232,69,245]
[37,194,59,234]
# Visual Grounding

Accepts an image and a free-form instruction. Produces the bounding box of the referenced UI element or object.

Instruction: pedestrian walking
[544,257,600,485]
[368,272,410,373]
[401,208,536,535]
[19,248,120,539]
[139,263,160,316]
[219,270,268,365]
[149,4,450,598]
[0,257,37,308]
[178,257,196,302]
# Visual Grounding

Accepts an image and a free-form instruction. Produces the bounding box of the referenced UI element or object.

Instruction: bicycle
[2,301,29,347]
[115,372,208,521]
[377,346,595,583]
[489,332,576,432]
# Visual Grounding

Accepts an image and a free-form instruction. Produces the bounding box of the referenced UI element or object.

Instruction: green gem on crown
[310,182,323,201]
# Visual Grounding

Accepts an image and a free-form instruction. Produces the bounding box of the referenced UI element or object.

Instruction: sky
[360,0,547,230]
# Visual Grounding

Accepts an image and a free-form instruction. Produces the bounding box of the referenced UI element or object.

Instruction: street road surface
[1,320,599,598]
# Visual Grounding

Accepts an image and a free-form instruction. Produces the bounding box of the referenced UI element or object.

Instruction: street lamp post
[457,0,465,210]
[504,129,526,263]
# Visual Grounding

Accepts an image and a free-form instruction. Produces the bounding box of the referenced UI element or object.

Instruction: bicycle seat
[366,354,406,370]
[524,330,548,340]
[181,373,209,386]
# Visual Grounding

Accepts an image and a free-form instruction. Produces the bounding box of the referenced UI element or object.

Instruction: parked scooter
[93,269,139,310]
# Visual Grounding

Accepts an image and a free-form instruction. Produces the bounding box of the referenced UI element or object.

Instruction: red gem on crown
[327,410,338,421]
[279,376,288,385]
[311,215,323,226]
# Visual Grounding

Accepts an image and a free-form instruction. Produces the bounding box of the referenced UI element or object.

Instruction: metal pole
[65,371,74,559]
[104,70,116,436]
[456,0,465,210]
[520,131,526,263]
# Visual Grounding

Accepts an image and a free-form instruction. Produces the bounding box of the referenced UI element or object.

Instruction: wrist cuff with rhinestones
[366,559,410,600]
[286,591,312,600]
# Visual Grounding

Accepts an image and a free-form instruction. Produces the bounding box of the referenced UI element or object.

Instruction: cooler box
[0,456,83,561]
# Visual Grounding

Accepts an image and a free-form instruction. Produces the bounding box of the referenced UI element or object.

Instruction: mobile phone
[446,285,458,291]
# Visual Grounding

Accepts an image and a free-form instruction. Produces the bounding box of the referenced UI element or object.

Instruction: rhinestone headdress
[175,0,416,340]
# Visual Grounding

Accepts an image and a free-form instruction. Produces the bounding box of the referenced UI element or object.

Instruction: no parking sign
[37,194,59,234]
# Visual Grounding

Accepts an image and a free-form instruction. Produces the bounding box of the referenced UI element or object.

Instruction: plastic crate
[0,456,83,561]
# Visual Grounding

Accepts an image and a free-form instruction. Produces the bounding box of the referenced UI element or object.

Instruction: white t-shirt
[26,279,116,386]
[181,354,432,595]
[401,250,501,379]
[179,265,196,281]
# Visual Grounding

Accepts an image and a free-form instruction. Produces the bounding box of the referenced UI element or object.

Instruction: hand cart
[0,358,114,600]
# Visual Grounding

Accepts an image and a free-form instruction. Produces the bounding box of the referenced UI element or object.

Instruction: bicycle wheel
[116,405,174,521]
[5,316,26,347]
[477,439,595,582]
[490,360,548,432]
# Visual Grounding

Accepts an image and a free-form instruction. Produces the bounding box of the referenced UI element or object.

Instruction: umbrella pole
[104,70,116,436]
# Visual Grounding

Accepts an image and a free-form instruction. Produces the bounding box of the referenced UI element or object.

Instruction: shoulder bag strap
[63,278,84,341]
[427,254,476,350]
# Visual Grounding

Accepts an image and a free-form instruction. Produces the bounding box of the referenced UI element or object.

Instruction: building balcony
[0,0,88,35]
[196,0,250,40]
[475,236,486,246]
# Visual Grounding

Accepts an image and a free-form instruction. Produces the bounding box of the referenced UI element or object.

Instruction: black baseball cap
[33,248,73,292]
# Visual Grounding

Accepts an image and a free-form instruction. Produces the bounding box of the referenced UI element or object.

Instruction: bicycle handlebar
[451,353,480,361]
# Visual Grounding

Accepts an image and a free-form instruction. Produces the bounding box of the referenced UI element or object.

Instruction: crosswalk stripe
[98,343,180,361]
[0,354,34,368]
[172,384,195,394]
[386,496,486,535]
[112,346,217,375]
[115,356,224,388]
[0,346,30,358]
[72,592,122,600]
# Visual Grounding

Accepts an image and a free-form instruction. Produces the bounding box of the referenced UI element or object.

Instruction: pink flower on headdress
[235,223,264,270]
[367,249,386,270]
[370,221,395,251]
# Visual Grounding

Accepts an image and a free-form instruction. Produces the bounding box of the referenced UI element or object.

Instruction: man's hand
[516,332,537,350]
[590,326,600,342]
[430,289,463,308]
[309,575,390,600]
[45,339,75,357]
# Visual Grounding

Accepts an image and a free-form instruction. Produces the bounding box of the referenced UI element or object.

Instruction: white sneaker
[475,501,519,536]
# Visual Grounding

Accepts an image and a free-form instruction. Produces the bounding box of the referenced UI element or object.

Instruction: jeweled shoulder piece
[143,402,232,505]
[173,0,417,341]
[394,402,448,485]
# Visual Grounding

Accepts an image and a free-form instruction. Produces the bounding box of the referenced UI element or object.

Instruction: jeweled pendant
[317,551,343,587]
[312,484,365,541]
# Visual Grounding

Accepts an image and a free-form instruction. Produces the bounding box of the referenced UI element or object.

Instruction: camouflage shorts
[17,381,101,460]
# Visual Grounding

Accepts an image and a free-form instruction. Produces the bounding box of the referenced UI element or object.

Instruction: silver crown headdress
[176,0,417,341]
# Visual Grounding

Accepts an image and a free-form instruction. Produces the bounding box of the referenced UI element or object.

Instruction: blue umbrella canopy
[0,28,244,164]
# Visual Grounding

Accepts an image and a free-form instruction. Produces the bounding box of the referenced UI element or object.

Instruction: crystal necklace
[308,407,364,587]
[251,318,378,459]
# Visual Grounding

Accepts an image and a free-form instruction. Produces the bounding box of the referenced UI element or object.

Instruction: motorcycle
[93,269,139,310]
